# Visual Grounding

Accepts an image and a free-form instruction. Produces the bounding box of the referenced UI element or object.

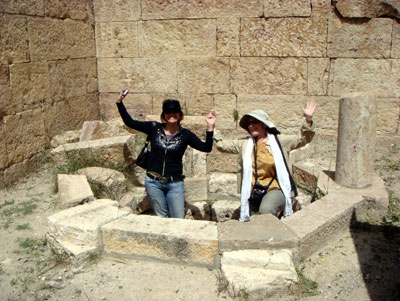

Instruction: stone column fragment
[335,92,377,188]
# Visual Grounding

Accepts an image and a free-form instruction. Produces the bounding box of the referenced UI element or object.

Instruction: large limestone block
[0,64,12,115]
[221,249,297,299]
[214,94,237,129]
[216,18,240,57]
[334,0,400,18]
[308,58,330,96]
[48,58,97,101]
[209,173,239,198]
[93,0,141,22]
[97,58,177,93]
[10,61,51,112]
[57,174,95,208]
[177,58,230,94]
[207,153,238,173]
[393,21,400,58]
[47,199,129,264]
[139,19,216,57]
[44,0,93,20]
[332,59,400,98]
[77,167,127,201]
[240,17,327,57]
[218,214,298,253]
[211,200,240,222]
[51,135,135,169]
[4,109,46,164]
[184,177,208,202]
[51,130,81,148]
[264,0,311,17]
[141,0,263,19]
[0,14,30,64]
[328,15,392,58]
[79,120,131,142]
[231,57,308,95]
[101,215,218,266]
[95,22,138,58]
[183,94,214,116]
[2,0,44,15]
[282,175,388,259]
[0,121,7,169]
[185,201,211,221]
[377,98,400,135]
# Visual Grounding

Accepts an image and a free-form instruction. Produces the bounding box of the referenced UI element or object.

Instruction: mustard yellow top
[252,141,280,191]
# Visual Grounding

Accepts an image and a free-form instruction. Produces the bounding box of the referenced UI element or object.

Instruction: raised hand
[117,88,129,103]
[205,112,216,131]
[302,100,316,119]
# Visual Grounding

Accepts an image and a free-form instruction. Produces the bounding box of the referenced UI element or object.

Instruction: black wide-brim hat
[162,99,182,114]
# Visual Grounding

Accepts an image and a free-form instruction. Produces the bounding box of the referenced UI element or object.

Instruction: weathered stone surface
[292,162,323,194]
[51,130,81,148]
[95,21,138,58]
[93,0,140,22]
[47,199,129,264]
[98,58,177,93]
[310,96,340,136]
[289,143,316,168]
[184,177,208,202]
[377,98,400,136]
[43,94,100,139]
[332,59,400,97]
[308,58,330,96]
[177,58,230,94]
[282,175,388,259]
[393,21,400,58]
[264,0,311,17]
[207,153,238,173]
[214,94,237,129]
[335,92,377,188]
[240,17,327,57]
[209,173,239,198]
[183,94,214,116]
[139,19,216,57]
[185,201,211,221]
[119,187,151,213]
[0,15,29,64]
[221,249,297,298]
[101,214,218,266]
[231,58,308,95]
[328,16,392,58]
[9,62,50,113]
[57,174,94,208]
[51,135,135,169]
[311,0,332,13]
[79,120,129,142]
[4,109,46,164]
[49,58,97,101]
[44,0,93,20]
[141,0,263,19]
[211,200,240,222]
[28,18,95,61]
[0,121,7,169]
[77,167,127,200]
[218,214,298,253]
[2,0,44,16]
[183,147,208,177]
[217,18,240,57]
[334,0,400,18]
[0,64,12,115]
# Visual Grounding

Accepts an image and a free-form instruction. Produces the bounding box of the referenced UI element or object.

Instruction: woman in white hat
[214,100,316,221]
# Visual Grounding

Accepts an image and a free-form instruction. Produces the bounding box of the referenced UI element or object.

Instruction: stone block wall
[0,0,99,185]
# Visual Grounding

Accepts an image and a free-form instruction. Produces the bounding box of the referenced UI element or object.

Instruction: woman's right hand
[117,89,129,103]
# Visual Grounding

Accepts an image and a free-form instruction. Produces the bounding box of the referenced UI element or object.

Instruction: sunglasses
[247,120,260,125]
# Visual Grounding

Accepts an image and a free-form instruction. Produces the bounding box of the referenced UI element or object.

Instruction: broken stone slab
[101,214,218,267]
[218,214,298,254]
[50,130,81,148]
[211,200,240,222]
[77,166,127,200]
[185,201,211,220]
[47,199,130,265]
[51,135,135,169]
[57,174,94,208]
[292,161,330,197]
[221,249,297,299]
[119,187,151,213]
[282,175,388,260]
[79,120,132,141]
[334,0,400,18]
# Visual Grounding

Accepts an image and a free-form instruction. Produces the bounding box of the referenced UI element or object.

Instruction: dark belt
[146,173,185,184]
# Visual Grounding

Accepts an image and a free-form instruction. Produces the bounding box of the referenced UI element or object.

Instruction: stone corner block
[57,174,94,208]
[211,200,240,222]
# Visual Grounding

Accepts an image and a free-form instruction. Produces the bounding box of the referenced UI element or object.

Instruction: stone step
[101,214,218,267]
[47,199,130,265]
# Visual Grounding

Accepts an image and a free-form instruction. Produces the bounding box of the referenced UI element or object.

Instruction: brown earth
[0,135,399,301]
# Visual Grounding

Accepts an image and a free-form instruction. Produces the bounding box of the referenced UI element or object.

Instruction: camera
[248,182,268,211]
[122,89,129,96]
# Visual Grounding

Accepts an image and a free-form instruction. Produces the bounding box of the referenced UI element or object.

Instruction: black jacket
[117,102,213,177]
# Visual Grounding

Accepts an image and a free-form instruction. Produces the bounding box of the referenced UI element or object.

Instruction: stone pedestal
[335,92,377,188]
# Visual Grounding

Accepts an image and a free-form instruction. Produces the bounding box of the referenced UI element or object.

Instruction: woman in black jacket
[116,89,216,218]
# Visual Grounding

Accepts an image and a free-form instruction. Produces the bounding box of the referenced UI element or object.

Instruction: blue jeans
[144,176,185,218]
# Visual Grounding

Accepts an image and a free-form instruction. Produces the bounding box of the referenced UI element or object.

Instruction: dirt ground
[0,136,399,301]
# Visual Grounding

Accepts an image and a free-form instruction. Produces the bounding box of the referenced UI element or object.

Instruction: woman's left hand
[302,100,316,119]
[205,112,216,131]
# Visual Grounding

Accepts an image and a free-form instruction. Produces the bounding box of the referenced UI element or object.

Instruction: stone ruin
[47,92,388,299]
